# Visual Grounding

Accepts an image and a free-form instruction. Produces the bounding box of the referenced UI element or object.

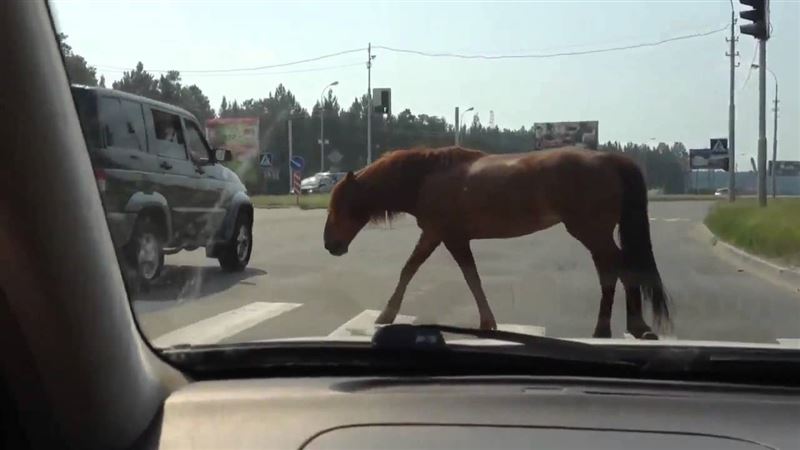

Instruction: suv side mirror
[214,148,233,162]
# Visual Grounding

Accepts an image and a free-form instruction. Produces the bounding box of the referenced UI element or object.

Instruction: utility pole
[756,39,767,206]
[726,6,739,202]
[366,43,373,165]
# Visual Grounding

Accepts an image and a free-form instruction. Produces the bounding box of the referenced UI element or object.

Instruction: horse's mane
[354,146,486,222]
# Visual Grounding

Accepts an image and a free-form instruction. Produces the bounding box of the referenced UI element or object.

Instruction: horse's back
[417,147,629,239]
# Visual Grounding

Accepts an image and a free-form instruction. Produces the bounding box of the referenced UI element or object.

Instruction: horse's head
[324,171,368,256]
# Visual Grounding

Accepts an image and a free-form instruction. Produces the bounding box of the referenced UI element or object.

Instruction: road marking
[649,218,691,223]
[152,301,302,347]
[777,338,800,348]
[327,309,416,338]
[624,332,677,340]
[447,324,547,346]
[497,324,546,336]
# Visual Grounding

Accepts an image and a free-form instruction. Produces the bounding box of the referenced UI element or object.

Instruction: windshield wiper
[371,324,633,367]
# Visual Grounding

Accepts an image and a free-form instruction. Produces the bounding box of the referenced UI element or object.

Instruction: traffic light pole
[757,39,767,207]
[727,8,737,202]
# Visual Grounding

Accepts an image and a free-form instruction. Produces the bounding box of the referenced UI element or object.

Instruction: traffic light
[739,0,769,40]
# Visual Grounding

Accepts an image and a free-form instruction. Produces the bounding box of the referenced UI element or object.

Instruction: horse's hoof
[640,331,659,340]
[628,326,659,340]
[479,317,497,330]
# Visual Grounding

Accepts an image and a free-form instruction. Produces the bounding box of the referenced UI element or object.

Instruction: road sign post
[292,170,302,206]
[289,155,305,205]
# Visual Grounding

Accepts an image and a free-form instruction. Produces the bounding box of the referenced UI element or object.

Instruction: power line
[96,47,366,74]
[95,23,728,77]
[740,41,759,91]
[98,61,364,77]
[373,24,728,60]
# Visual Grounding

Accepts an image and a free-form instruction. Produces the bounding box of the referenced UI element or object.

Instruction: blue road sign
[290,155,305,171]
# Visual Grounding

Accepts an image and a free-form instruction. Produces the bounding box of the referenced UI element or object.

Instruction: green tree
[56,33,98,86]
[112,62,158,98]
[219,96,228,116]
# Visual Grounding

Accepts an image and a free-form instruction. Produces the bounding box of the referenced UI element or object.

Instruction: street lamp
[319,81,339,172]
[752,64,778,198]
[456,106,474,146]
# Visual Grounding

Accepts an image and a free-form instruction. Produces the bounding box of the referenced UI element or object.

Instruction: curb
[697,224,800,292]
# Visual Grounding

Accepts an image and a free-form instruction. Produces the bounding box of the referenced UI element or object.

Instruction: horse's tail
[617,161,671,329]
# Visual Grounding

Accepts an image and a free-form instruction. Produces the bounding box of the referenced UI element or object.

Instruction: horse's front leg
[375,232,440,325]
[444,239,497,330]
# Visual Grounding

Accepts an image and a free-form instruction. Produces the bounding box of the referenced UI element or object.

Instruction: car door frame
[181,116,228,243]
[144,104,204,247]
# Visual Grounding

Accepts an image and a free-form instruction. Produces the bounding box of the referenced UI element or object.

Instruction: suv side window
[151,108,186,160]
[98,96,143,151]
[120,100,148,152]
[184,119,210,163]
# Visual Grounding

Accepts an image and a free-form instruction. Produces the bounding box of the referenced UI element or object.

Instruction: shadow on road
[131,265,267,302]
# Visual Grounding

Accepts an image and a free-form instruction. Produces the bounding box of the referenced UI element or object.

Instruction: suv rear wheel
[126,216,165,286]
[218,211,252,272]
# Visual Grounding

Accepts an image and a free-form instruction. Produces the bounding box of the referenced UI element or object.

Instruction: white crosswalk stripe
[327,309,417,338]
[497,324,546,336]
[152,301,302,347]
[148,300,557,346]
[776,338,800,348]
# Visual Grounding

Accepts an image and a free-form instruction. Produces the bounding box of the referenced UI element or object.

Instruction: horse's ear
[345,171,355,181]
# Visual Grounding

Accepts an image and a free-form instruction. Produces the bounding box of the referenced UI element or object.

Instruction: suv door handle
[194,167,205,174]
[160,161,173,170]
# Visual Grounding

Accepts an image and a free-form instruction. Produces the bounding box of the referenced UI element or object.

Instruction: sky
[51,0,799,165]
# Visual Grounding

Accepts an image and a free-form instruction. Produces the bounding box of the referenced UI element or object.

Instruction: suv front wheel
[218,211,252,272]
[126,216,165,286]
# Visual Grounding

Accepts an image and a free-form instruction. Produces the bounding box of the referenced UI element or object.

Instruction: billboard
[769,161,800,177]
[533,121,598,150]
[690,148,729,171]
[205,117,260,161]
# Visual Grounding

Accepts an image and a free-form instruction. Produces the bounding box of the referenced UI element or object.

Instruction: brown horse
[324,146,670,339]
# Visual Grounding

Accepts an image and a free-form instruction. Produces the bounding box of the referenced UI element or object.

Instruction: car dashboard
[155,376,800,449]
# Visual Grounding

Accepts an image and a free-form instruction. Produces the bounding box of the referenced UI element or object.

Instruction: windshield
[50,1,799,357]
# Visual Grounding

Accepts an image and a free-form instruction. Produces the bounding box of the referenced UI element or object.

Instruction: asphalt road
[132,201,800,347]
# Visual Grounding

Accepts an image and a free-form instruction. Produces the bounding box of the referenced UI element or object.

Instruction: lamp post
[319,81,339,172]
[455,106,474,146]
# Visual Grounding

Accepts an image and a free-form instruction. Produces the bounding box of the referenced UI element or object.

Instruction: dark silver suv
[71,86,253,286]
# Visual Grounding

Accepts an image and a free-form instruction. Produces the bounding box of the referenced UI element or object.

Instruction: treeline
[60,34,690,194]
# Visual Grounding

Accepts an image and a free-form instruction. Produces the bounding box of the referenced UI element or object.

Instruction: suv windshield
[51,1,799,360]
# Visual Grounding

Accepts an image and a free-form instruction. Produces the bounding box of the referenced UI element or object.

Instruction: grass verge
[705,198,800,266]
[252,193,330,210]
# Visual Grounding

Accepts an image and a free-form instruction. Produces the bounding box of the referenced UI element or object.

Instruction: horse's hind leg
[565,224,620,338]
[443,238,497,330]
[586,239,621,338]
[375,232,440,325]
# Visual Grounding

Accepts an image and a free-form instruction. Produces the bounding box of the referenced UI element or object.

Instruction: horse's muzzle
[325,241,348,256]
